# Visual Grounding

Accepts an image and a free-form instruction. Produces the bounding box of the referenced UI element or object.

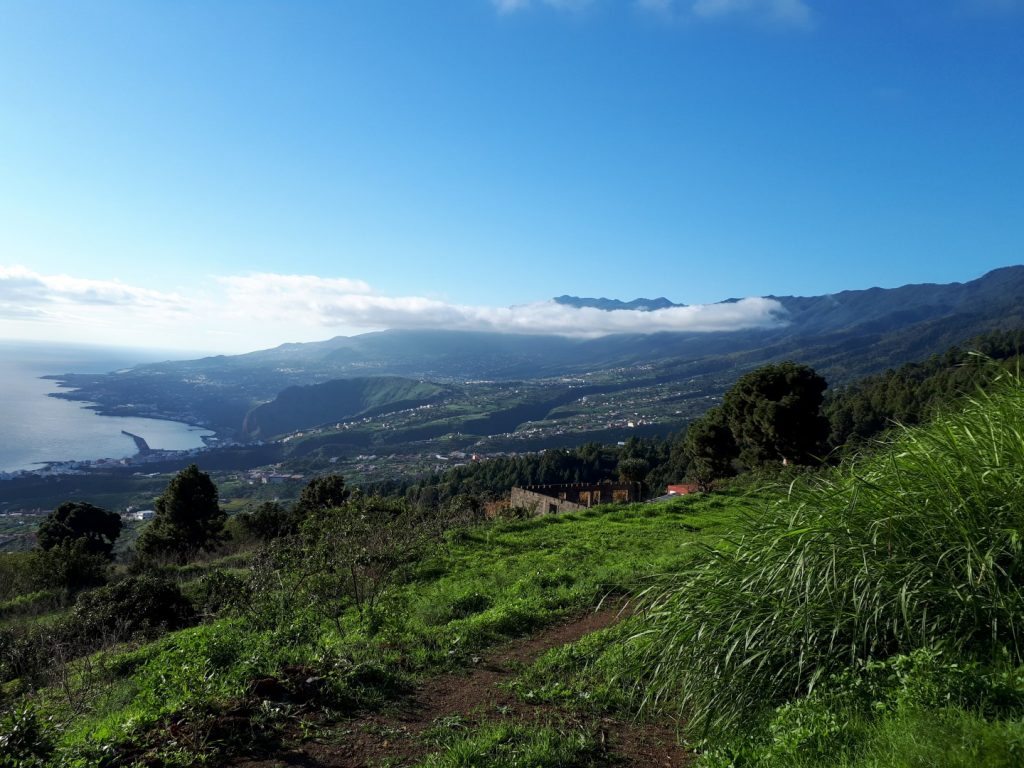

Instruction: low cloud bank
[0,265,188,321]
[0,266,787,350]
[219,272,787,336]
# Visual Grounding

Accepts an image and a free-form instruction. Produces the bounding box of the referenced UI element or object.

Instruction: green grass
[630,376,1024,737]
[693,648,1024,768]
[8,493,738,765]
[496,377,1024,768]
[509,616,647,717]
[20,375,1024,767]
[845,706,1024,768]
[417,719,607,768]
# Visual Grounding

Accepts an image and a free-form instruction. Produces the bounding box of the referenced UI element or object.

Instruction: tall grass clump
[635,373,1024,737]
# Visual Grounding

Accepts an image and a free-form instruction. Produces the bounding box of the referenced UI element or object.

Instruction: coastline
[42,373,226,442]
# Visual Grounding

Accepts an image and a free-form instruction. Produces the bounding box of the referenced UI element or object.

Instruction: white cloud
[636,0,674,14]
[0,266,788,352]
[218,272,371,309]
[638,0,813,27]
[347,294,782,335]
[0,266,188,321]
[217,272,789,336]
[492,0,531,12]
[491,0,594,13]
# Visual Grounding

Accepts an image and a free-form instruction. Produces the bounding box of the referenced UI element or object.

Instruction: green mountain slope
[242,377,446,440]
[43,266,1024,437]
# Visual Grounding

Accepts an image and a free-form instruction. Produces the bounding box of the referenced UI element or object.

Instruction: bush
[0,589,63,621]
[635,376,1024,736]
[234,501,299,541]
[253,496,443,635]
[28,540,109,594]
[72,575,196,639]
[0,703,53,768]
[192,570,252,618]
[0,553,37,603]
[0,627,51,686]
[698,651,1024,768]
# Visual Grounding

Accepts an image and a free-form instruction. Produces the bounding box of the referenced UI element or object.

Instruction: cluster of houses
[245,470,306,485]
[122,507,156,521]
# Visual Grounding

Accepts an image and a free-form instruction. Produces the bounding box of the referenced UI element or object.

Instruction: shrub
[0,553,36,603]
[234,501,300,541]
[72,575,196,639]
[698,650,1024,768]
[0,627,49,685]
[0,589,63,620]
[28,540,109,594]
[253,496,444,634]
[192,569,252,618]
[635,375,1024,736]
[0,703,53,768]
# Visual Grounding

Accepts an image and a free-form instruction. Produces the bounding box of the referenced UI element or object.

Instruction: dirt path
[234,608,689,767]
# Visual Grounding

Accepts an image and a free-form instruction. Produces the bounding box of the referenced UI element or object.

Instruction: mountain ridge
[46,266,1024,436]
[553,295,683,311]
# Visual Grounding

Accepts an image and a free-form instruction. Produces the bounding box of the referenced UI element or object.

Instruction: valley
[5,266,1024,531]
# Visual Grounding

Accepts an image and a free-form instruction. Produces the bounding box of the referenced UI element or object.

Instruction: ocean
[0,341,213,473]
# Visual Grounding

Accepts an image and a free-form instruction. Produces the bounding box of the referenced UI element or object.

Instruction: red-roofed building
[666,484,700,496]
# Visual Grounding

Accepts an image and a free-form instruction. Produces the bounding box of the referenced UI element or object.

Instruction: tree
[295,474,350,517]
[36,501,122,559]
[30,540,109,593]
[136,464,226,563]
[308,496,436,629]
[722,362,828,467]
[683,407,739,491]
[235,501,299,540]
[617,457,650,497]
[254,496,442,634]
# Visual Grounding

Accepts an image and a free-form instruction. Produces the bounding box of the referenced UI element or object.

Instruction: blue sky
[0,0,1021,352]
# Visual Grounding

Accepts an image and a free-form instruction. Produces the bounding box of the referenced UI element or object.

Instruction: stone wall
[510,487,584,515]
[509,482,639,515]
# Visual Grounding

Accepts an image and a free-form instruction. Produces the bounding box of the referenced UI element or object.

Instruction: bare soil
[232,607,690,767]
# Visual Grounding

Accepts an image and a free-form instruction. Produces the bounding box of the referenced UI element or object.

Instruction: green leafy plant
[635,374,1024,736]
[0,703,53,768]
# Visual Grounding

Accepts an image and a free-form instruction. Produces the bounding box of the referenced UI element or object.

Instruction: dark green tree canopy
[236,500,299,540]
[30,539,110,593]
[722,362,828,467]
[296,474,350,516]
[825,330,1024,450]
[617,457,649,484]
[36,501,122,559]
[683,406,739,490]
[137,464,226,563]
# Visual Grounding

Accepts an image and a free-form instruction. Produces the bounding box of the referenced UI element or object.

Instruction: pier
[121,431,152,456]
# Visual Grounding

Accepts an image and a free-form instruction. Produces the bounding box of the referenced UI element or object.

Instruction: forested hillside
[45,267,1024,438]
[5,375,1024,766]
[242,377,446,440]
[825,328,1024,447]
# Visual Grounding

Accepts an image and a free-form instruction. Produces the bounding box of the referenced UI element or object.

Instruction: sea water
[0,341,213,473]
